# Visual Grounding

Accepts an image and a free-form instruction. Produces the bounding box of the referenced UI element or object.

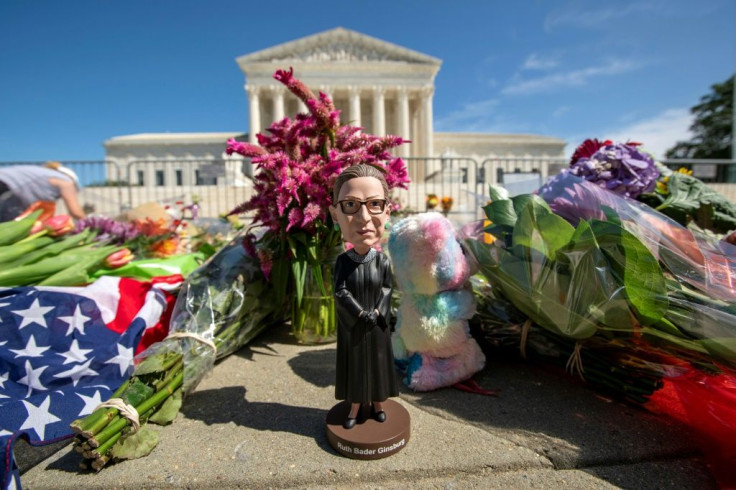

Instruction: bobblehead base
[325,399,410,460]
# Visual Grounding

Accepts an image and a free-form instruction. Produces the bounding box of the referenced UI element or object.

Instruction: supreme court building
[105,27,565,187]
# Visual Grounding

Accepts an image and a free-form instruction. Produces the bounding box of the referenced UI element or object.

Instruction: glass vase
[291,259,338,345]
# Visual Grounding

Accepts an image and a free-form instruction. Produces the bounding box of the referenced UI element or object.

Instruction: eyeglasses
[337,198,388,215]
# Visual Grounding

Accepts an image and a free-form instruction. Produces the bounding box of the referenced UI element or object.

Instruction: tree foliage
[666,76,733,159]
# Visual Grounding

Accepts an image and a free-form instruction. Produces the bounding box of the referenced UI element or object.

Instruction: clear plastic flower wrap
[146,227,287,393]
[69,228,288,471]
[464,176,736,486]
[538,170,736,303]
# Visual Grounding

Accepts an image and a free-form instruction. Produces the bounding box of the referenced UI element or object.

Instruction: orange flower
[440,196,454,212]
[15,201,56,223]
[150,237,179,257]
[134,217,170,236]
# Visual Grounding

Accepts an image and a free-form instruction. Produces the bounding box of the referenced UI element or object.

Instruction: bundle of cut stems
[70,232,288,471]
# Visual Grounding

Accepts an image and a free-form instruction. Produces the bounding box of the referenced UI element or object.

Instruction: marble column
[372,85,386,137]
[348,85,361,127]
[297,97,308,114]
[246,85,261,144]
[420,86,434,157]
[272,86,285,123]
[396,87,410,158]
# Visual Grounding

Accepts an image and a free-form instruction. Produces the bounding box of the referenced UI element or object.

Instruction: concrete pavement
[20,324,717,489]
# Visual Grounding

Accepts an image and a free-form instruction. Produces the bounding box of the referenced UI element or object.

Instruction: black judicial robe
[334,250,399,404]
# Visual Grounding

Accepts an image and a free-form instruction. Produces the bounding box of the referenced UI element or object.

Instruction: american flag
[0,276,179,490]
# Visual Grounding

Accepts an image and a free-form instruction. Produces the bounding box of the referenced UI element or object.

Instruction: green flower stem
[138,370,184,414]
[88,430,117,459]
[15,230,49,245]
[94,369,185,448]
[72,378,131,436]
[154,359,183,392]
[88,415,122,448]
[161,351,183,371]
[91,455,110,472]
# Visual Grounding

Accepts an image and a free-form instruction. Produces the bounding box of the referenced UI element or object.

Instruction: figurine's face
[330,176,390,255]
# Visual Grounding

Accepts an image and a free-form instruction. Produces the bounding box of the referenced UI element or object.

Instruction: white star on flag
[19,396,61,440]
[58,305,91,336]
[0,429,12,437]
[17,360,48,396]
[9,335,51,359]
[12,299,55,329]
[105,343,134,377]
[76,390,104,416]
[58,339,93,365]
[54,359,99,386]
[0,371,8,389]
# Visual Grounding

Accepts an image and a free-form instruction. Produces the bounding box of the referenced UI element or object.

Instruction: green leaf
[497,250,599,339]
[270,258,290,308]
[292,258,306,307]
[600,205,621,225]
[589,220,668,324]
[488,184,509,202]
[639,326,710,356]
[0,210,42,246]
[111,425,159,460]
[119,378,156,407]
[511,193,549,216]
[699,338,736,368]
[311,263,327,297]
[133,355,167,376]
[198,242,218,259]
[307,241,318,263]
[482,199,517,227]
[148,389,182,425]
[512,199,574,260]
[657,172,736,233]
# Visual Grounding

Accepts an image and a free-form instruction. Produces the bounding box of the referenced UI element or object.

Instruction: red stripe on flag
[105,277,149,334]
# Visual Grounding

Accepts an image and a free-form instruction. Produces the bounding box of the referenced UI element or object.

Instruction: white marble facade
[236,27,442,160]
[105,27,566,186]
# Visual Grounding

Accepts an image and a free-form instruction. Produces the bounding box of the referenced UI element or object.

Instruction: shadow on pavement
[180,386,334,454]
[285,342,709,483]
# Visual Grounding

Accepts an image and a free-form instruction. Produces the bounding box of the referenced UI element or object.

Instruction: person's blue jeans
[0,181,26,222]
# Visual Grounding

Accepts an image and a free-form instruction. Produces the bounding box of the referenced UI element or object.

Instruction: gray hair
[332,164,389,202]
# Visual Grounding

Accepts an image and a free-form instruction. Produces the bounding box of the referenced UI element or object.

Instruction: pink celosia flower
[226,68,411,293]
[286,207,303,232]
[256,248,273,281]
[301,202,321,228]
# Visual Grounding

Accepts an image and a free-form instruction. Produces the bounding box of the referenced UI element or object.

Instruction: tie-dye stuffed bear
[387,212,486,391]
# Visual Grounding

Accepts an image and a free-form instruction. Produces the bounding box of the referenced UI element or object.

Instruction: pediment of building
[237,27,441,66]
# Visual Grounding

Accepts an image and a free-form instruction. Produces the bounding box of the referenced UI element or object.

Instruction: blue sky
[1,0,733,161]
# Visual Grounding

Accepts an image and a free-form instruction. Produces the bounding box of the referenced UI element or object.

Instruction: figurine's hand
[363,309,379,329]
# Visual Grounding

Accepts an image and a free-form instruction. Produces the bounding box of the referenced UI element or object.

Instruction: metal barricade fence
[1,157,576,222]
[123,159,253,219]
[396,157,481,222]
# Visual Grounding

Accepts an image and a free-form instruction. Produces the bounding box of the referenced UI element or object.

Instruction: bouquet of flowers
[466,176,736,486]
[226,68,410,342]
[568,138,659,199]
[569,138,736,237]
[70,230,287,470]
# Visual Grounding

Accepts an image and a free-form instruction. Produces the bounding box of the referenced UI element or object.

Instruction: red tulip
[44,215,75,237]
[103,248,134,268]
